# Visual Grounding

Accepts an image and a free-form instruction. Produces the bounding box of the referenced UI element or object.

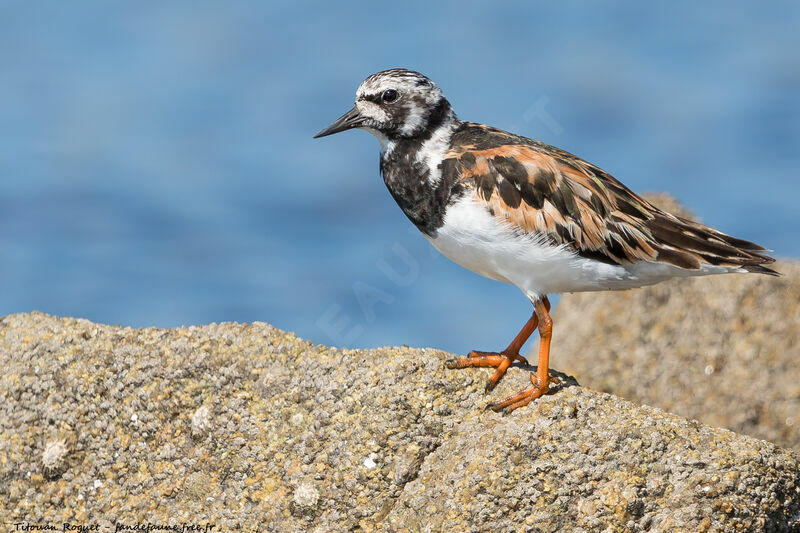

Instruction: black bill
[313,106,366,138]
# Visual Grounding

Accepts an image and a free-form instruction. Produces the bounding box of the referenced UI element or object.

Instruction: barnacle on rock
[41,436,71,478]
[191,405,212,438]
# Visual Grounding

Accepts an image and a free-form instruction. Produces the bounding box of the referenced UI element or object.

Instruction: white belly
[426,197,737,300]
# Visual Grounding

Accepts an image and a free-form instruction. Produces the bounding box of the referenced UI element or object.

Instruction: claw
[445,351,520,391]
[485,401,512,415]
[488,374,559,414]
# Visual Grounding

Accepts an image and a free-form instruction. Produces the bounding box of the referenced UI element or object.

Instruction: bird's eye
[381,89,399,103]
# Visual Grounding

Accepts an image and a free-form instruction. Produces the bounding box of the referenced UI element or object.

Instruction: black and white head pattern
[354,68,454,142]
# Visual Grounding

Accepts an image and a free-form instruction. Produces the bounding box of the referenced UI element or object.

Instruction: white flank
[427,196,743,301]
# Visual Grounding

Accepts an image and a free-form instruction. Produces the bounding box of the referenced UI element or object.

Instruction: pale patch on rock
[41,438,70,478]
[191,405,212,438]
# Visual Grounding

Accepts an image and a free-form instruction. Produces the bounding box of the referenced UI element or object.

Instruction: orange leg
[445,298,551,392]
[488,296,559,414]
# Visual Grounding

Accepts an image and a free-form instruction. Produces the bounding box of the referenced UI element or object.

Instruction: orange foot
[444,310,539,392]
[445,351,529,392]
[446,296,558,414]
[487,373,560,415]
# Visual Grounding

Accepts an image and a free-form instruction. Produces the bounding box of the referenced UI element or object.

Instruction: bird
[314,68,778,414]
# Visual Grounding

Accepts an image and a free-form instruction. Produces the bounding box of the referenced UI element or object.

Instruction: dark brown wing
[443,123,778,274]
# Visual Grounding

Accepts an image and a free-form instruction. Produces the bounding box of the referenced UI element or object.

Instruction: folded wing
[443,123,777,275]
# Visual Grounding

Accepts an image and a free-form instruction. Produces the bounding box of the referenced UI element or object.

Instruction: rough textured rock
[1,312,799,531]
[551,194,800,454]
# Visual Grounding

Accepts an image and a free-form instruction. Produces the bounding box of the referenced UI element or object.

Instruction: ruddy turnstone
[314,68,778,414]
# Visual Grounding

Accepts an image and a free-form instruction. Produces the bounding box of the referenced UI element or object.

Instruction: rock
[551,194,800,454]
[1,312,799,532]
[384,389,800,532]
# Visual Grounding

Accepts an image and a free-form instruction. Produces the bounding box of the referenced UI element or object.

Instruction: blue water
[1,2,798,355]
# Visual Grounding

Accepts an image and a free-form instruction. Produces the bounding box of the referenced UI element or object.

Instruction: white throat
[362,127,396,155]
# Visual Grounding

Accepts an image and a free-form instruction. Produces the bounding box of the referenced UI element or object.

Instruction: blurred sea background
[1,2,798,355]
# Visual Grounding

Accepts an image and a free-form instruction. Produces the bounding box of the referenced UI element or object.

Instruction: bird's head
[314,68,455,148]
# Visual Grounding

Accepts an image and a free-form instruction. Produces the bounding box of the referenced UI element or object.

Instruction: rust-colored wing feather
[443,123,777,274]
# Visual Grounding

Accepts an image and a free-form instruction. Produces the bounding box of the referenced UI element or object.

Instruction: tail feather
[647,213,779,276]
[742,263,781,276]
